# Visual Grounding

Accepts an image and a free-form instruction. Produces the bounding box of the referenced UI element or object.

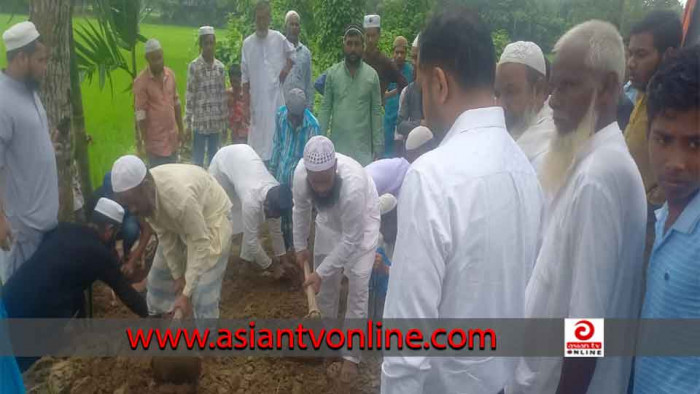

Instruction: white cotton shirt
[381,107,544,394]
[242,30,295,160]
[292,153,380,279]
[512,122,647,394]
[208,145,286,269]
[516,100,555,174]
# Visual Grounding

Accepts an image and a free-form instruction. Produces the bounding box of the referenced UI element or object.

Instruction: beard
[308,176,343,210]
[345,53,361,66]
[539,96,598,197]
[508,105,538,140]
[25,76,41,91]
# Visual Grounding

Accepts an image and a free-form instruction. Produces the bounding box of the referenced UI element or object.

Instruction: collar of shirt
[440,106,506,146]
[195,55,217,69]
[343,61,365,78]
[655,191,700,237]
[574,121,621,163]
[147,66,170,82]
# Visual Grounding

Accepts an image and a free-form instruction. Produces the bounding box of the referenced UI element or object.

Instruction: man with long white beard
[495,41,554,172]
[512,20,647,394]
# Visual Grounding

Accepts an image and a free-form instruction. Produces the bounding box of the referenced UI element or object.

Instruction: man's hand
[279,68,290,84]
[173,277,186,294]
[303,271,322,294]
[121,260,137,279]
[296,249,311,270]
[373,253,383,271]
[173,294,192,318]
[0,213,12,251]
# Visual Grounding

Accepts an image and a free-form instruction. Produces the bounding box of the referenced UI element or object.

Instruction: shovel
[303,261,322,319]
[151,308,202,385]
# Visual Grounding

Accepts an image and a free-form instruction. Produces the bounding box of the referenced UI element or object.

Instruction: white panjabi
[499,41,546,76]
[111,155,147,193]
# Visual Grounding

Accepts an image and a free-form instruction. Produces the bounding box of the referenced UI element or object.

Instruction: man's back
[382,107,543,393]
[2,223,146,318]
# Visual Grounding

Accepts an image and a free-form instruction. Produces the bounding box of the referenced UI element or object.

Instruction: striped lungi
[147,239,232,319]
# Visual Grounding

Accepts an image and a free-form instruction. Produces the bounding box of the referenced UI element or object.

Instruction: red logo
[574,320,594,341]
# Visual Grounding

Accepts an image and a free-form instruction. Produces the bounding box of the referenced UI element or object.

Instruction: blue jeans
[192,131,220,167]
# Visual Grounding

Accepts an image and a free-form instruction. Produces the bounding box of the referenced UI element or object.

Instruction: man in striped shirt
[269,88,320,249]
[633,46,700,394]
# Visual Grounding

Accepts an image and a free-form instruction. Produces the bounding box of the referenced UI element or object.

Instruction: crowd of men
[0,1,698,393]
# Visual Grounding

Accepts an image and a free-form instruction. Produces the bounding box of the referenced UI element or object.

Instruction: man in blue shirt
[382,36,414,158]
[269,88,320,249]
[634,46,700,394]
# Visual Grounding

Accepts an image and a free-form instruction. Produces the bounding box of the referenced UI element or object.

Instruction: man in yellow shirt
[626,10,682,259]
[111,155,233,318]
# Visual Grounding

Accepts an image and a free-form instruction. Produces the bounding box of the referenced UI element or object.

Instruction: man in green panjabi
[318,25,382,166]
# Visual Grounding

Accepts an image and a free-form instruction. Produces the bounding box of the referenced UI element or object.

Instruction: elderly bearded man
[496,41,555,173]
[512,20,647,394]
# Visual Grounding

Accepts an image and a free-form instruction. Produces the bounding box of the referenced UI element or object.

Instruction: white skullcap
[498,41,546,77]
[379,194,398,215]
[405,126,434,151]
[3,21,40,52]
[363,15,381,29]
[304,136,336,172]
[111,155,147,193]
[412,33,420,48]
[198,26,215,37]
[285,10,300,24]
[286,88,307,116]
[94,197,125,224]
[144,38,161,54]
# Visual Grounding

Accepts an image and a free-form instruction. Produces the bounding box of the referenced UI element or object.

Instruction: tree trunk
[70,15,93,210]
[30,0,74,222]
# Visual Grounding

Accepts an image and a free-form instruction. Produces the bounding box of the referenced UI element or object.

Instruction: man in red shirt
[133,38,184,167]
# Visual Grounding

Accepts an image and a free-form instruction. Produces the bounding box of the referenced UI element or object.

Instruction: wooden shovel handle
[303,261,321,318]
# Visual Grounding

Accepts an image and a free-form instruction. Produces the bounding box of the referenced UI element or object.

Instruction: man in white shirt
[381,9,544,394]
[242,1,294,161]
[512,21,647,394]
[208,145,294,278]
[495,41,555,172]
[294,136,380,384]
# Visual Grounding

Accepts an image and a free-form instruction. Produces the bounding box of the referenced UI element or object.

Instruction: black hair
[544,56,551,82]
[418,7,495,90]
[90,210,120,232]
[647,45,700,123]
[630,10,682,55]
[255,0,271,15]
[229,63,241,78]
[6,38,40,62]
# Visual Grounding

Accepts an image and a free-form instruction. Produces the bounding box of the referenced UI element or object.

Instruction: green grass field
[0,14,199,188]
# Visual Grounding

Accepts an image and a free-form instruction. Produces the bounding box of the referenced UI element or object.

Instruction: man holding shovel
[111,156,233,318]
[292,136,380,384]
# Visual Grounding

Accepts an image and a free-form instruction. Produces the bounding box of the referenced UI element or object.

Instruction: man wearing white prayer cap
[133,37,184,167]
[111,156,233,319]
[404,125,435,163]
[0,21,58,282]
[363,14,408,112]
[293,136,380,382]
[186,25,227,167]
[283,10,314,110]
[242,1,295,163]
[495,41,555,172]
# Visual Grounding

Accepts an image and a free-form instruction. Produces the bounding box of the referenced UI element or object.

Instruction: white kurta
[512,122,647,394]
[292,153,380,279]
[381,107,544,394]
[208,145,285,269]
[516,100,556,174]
[241,30,295,161]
